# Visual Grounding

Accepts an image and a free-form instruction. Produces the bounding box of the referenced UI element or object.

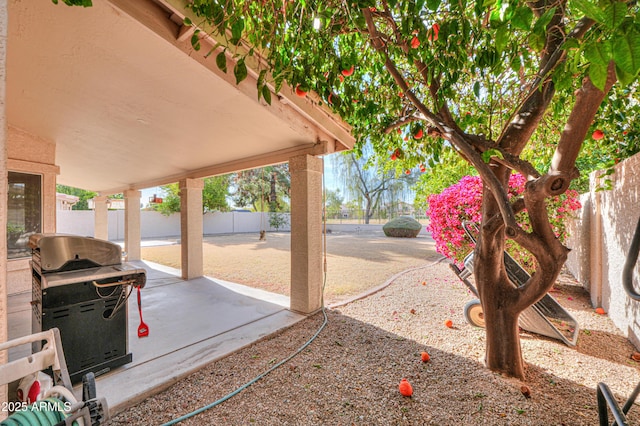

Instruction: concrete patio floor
[7,260,305,415]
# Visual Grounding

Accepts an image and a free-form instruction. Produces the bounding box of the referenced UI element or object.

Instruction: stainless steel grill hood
[29,234,122,272]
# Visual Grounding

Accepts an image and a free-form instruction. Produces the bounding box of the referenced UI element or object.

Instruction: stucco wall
[7,126,58,295]
[566,153,640,349]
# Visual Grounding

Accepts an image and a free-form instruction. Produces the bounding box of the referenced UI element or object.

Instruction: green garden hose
[0,398,76,426]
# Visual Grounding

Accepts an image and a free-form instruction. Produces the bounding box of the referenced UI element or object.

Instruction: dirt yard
[141,230,441,305]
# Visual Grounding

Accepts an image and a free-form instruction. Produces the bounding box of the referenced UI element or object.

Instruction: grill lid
[39,264,146,289]
[29,234,122,272]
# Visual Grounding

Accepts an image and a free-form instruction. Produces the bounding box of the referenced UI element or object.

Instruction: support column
[0,0,8,413]
[123,190,141,261]
[93,196,109,240]
[289,155,323,314]
[42,171,57,233]
[179,178,203,280]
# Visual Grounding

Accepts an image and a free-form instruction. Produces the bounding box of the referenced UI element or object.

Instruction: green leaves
[511,7,533,30]
[230,18,245,46]
[572,0,626,30]
[495,26,509,54]
[481,149,504,163]
[426,0,441,11]
[216,51,227,73]
[191,29,201,51]
[571,0,606,23]
[234,58,248,85]
[612,30,640,85]
[52,0,92,6]
[602,2,628,30]
[581,27,640,89]
[529,7,556,52]
[262,85,272,105]
[584,42,611,90]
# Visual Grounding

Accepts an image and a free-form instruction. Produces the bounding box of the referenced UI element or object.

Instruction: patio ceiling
[7,0,354,195]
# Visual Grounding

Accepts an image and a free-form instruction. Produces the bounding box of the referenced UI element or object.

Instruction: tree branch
[363,7,522,235]
[549,61,617,192]
[497,14,595,155]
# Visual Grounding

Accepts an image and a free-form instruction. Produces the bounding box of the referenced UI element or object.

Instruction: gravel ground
[109,261,640,425]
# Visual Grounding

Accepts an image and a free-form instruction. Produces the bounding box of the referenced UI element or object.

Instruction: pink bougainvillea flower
[426,173,581,270]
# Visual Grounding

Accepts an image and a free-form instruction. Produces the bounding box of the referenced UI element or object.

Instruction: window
[8,172,41,259]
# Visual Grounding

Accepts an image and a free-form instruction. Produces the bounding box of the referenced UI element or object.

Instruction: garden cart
[449,222,580,347]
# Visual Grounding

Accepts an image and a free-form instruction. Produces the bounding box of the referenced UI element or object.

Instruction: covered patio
[8,259,304,413]
[0,0,354,414]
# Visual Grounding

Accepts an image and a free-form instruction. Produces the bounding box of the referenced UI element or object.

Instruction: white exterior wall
[56,211,291,241]
[566,152,640,349]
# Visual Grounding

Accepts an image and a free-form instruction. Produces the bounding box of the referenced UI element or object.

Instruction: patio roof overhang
[7,0,354,195]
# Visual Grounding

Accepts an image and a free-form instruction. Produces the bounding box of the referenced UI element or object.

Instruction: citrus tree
[60,0,640,380]
[186,0,638,380]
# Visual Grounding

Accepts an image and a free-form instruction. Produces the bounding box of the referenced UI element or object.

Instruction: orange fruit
[428,23,440,41]
[399,378,413,397]
[421,351,430,362]
[592,129,604,140]
[295,85,307,97]
[341,65,354,77]
[444,319,453,328]
[595,307,606,315]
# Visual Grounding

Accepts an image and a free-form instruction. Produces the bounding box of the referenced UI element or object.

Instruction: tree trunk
[480,275,525,379]
[474,170,527,379]
[364,196,372,224]
[269,172,278,212]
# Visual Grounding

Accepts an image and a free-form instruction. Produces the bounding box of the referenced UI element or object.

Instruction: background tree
[56,185,97,210]
[154,176,230,215]
[334,148,416,224]
[324,188,344,219]
[413,147,475,212]
[231,165,290,212]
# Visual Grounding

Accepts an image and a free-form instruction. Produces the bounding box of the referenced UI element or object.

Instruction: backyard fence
[56,209,429,240]
[324,207,427,225]
[56,210,291,240]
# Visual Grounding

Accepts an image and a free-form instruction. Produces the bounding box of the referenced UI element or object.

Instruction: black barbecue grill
[29,234,146,383]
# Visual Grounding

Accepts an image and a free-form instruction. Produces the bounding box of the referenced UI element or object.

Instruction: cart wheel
[464,299,485,327]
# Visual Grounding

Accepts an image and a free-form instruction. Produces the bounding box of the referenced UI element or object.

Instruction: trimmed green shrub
[383,216,422,238]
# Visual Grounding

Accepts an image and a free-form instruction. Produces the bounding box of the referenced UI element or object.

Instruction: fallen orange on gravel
[399,378,413,397]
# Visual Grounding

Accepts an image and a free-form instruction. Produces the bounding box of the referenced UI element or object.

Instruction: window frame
[7,171,43,259]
